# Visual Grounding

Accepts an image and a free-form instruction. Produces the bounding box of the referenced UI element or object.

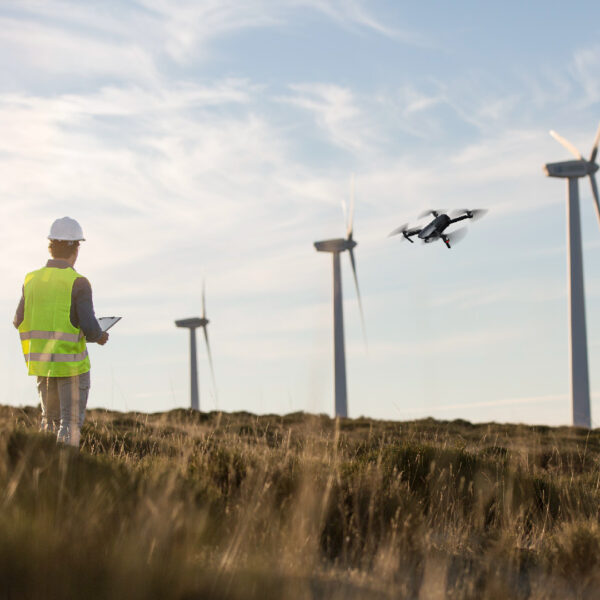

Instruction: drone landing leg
[443,236,451,249]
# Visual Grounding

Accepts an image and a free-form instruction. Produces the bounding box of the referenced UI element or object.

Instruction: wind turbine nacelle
[175,317,208,328]
[314,238,356,253]
[544,160,589,178]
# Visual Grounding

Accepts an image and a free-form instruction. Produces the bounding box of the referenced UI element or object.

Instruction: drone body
[390,209,486,248]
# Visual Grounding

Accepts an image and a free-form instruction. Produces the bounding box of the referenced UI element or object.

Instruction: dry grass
[1,405,600,599]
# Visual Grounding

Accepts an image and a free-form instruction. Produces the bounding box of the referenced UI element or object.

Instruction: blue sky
[2,0,600,425]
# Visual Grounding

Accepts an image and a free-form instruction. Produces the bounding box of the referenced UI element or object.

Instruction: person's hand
[97,331,109,345]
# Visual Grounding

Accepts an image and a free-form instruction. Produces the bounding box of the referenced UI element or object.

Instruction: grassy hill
[1,405,600,599]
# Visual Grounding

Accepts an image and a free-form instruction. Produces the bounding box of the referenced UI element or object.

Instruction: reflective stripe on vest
[20,330,84,343]
[25,350,89,363]
[18,266,91,377]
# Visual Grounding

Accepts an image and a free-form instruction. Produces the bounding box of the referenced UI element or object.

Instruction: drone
[389,209,487,249]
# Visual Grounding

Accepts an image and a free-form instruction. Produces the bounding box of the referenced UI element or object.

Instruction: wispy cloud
[294,0,430,46]
[136,0,281,63]
[280,83,378,152]
[570,44,600,107]
[3,0,423,76]
[0,16,160,86]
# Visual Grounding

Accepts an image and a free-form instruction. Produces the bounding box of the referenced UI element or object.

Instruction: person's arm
[13,287,24,329]
[72,278,108,344]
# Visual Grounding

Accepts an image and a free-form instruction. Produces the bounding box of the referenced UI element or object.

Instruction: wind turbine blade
[347,174,355,239]
[589,175,600,230]
[202,280,206,319]
[202,326,218,402]
[340,197,348,237]
[590,122,600,163]
[550,130,583,160]
[348,248,367,348]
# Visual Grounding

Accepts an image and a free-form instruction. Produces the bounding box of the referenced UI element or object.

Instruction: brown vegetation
[1,405,600,599]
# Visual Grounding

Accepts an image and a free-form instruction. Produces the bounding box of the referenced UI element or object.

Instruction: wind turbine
[314,177,366,418]
[175,283,217,411]
[544,122,600,428]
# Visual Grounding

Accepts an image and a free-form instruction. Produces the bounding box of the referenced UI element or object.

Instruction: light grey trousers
[37,371,91,447]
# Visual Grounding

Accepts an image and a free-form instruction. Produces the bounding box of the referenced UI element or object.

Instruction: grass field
[1,404,600,599]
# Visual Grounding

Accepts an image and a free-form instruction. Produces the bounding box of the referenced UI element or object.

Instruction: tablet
[98,316,122,332]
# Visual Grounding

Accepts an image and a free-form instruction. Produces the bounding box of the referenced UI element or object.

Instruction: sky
[2,0,600,426]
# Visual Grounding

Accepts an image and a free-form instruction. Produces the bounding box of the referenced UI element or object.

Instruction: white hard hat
[48,217,85,242]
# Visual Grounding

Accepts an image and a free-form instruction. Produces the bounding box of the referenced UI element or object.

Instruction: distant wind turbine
[544,122,600,428]
[314,176,366,418]
[175,282,217,411]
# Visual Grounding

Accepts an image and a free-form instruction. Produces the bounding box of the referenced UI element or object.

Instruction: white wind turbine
[544,122,600,428]
[314,177,366,418]
[175,282,217,411]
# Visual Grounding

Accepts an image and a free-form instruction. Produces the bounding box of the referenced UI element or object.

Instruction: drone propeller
[451,208,488,221]
[446,227,468,246]
[418,209,445,219]
[388,223,420,240]
[388,223,409,237]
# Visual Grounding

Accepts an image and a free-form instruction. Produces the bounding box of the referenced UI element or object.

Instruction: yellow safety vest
[18,266,91,377]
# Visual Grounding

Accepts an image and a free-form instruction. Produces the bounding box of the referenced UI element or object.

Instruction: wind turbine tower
[175,283,217,411]
[314,178,366,418]
[544,123,600,428]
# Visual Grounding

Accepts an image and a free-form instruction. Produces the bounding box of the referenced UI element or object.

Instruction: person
[13,217,109,447]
